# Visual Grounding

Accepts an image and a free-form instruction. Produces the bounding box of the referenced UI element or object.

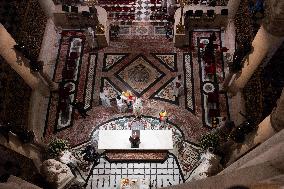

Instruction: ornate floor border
[196,33,230,128]
[183,53,195,114]
[44,30,90,135]
[83,53,98,110]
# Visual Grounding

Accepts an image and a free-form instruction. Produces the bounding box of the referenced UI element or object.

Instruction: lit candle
[159,110,168,121]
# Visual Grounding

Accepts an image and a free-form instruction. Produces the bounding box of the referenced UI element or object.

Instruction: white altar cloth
[98,130,173,150]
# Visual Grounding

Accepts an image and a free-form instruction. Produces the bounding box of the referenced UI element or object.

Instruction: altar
[98,130,173,150]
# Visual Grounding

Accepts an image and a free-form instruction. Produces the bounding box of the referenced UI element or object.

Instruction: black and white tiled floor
[86,154,183,189]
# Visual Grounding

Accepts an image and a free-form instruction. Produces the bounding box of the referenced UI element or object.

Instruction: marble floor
[35,18,240,188]
[85,155,183,189]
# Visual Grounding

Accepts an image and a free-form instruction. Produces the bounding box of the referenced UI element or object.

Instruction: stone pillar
[38,0,55,19]
[227,0,241,19]
[225,91,284,166]
[262,0,284,37]
[227,0,284,94]
[229,26,282,94]
[270,88,284,132]
[224,19,236,55]
[0,24,49,96]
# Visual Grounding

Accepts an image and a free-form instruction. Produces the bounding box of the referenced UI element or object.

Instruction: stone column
[227,0,241,19]
[0,24,49,96]
[38,0,55,19]
[229,26,282,94]
[227,0,284,94]
[262,0,284,38]
[224,19,236,55]
[224,89,284,166]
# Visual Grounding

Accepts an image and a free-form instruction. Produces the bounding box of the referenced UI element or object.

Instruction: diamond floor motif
[115,55,165,96]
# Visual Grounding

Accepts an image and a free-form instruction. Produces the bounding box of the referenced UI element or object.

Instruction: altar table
[98,130,173,150]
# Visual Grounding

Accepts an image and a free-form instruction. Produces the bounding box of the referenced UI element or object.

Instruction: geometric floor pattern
[84,53,98,110]
[43,28,231,189]
[115,54,165,97]
[183,53,195,113]
[85,155,183,189]
[150,77,179,105]
[195,31,230,127]
[152,53,177,72]
[102,53,129,71]
[43,28,231,142]
[44,28,230,141]
[44,30,93,133]
[71,116,201,188]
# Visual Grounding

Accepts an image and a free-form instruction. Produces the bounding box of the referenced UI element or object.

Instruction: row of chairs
[103,6,135,12]
[150,0,162,4]
[185,9,228,18]
[150,6,167,12]
[109,13,135,20]
[98,0,135,5]
[182,0,228,6]
[150,14,174,21]
[99,0,135,22]
[62,5,97,15]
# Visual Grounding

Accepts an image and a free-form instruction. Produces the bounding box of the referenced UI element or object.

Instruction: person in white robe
[133,98,143,118]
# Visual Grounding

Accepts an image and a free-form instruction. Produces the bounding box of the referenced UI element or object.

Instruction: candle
[159,110,168,121]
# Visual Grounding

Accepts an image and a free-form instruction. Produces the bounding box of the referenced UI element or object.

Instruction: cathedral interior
[0,0,283,188]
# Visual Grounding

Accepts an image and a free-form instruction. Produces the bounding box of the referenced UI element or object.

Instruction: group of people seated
[116,91,143,117]
[99,89,143,117]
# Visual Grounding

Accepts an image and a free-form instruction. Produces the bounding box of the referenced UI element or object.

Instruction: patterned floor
[71,116,201,188]
[44,28,230,188]
[193,30,230,127]
[85,155,182,189]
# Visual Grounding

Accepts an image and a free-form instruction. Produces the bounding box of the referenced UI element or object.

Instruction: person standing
[173,75,183,98]
[70,99,89,118]
[99,90,111,107]
[133,98,143,118]
[116,95,127,113]
[85,27,95,50]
